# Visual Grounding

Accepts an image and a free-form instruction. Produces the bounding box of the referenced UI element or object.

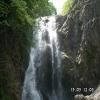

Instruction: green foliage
[0,0,56,47]
[10,0,34,25]
[0,0,56,99]
[62,0,74,15]
[0,0,56,26]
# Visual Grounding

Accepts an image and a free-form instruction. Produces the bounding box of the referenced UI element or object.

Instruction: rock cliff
[57,0,100,99]
[0,25,30,100]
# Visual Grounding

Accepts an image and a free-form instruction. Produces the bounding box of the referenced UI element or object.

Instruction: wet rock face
[57,0,100,99]
[36,45,52,99]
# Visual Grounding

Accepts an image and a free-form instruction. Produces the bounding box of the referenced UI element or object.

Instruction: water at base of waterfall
[22,16,65,100]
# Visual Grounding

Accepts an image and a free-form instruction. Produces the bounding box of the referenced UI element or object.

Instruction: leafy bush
[0,0,56,26]
[0,0,56,46]
[62,0,74,15]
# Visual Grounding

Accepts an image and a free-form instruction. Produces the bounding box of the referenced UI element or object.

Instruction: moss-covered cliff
[57,0,100,99]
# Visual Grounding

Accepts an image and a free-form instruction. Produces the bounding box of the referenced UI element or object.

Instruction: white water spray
[22,16,63,100]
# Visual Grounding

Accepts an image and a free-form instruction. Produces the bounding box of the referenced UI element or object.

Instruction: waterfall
[22,16,64,100]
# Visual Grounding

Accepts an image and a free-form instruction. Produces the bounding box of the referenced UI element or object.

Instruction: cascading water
[22,16,65,100]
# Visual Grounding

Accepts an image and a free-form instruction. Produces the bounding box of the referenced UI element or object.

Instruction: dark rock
[57,0,100,99]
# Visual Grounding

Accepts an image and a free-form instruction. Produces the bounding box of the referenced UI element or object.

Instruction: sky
[49,0,67,14]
